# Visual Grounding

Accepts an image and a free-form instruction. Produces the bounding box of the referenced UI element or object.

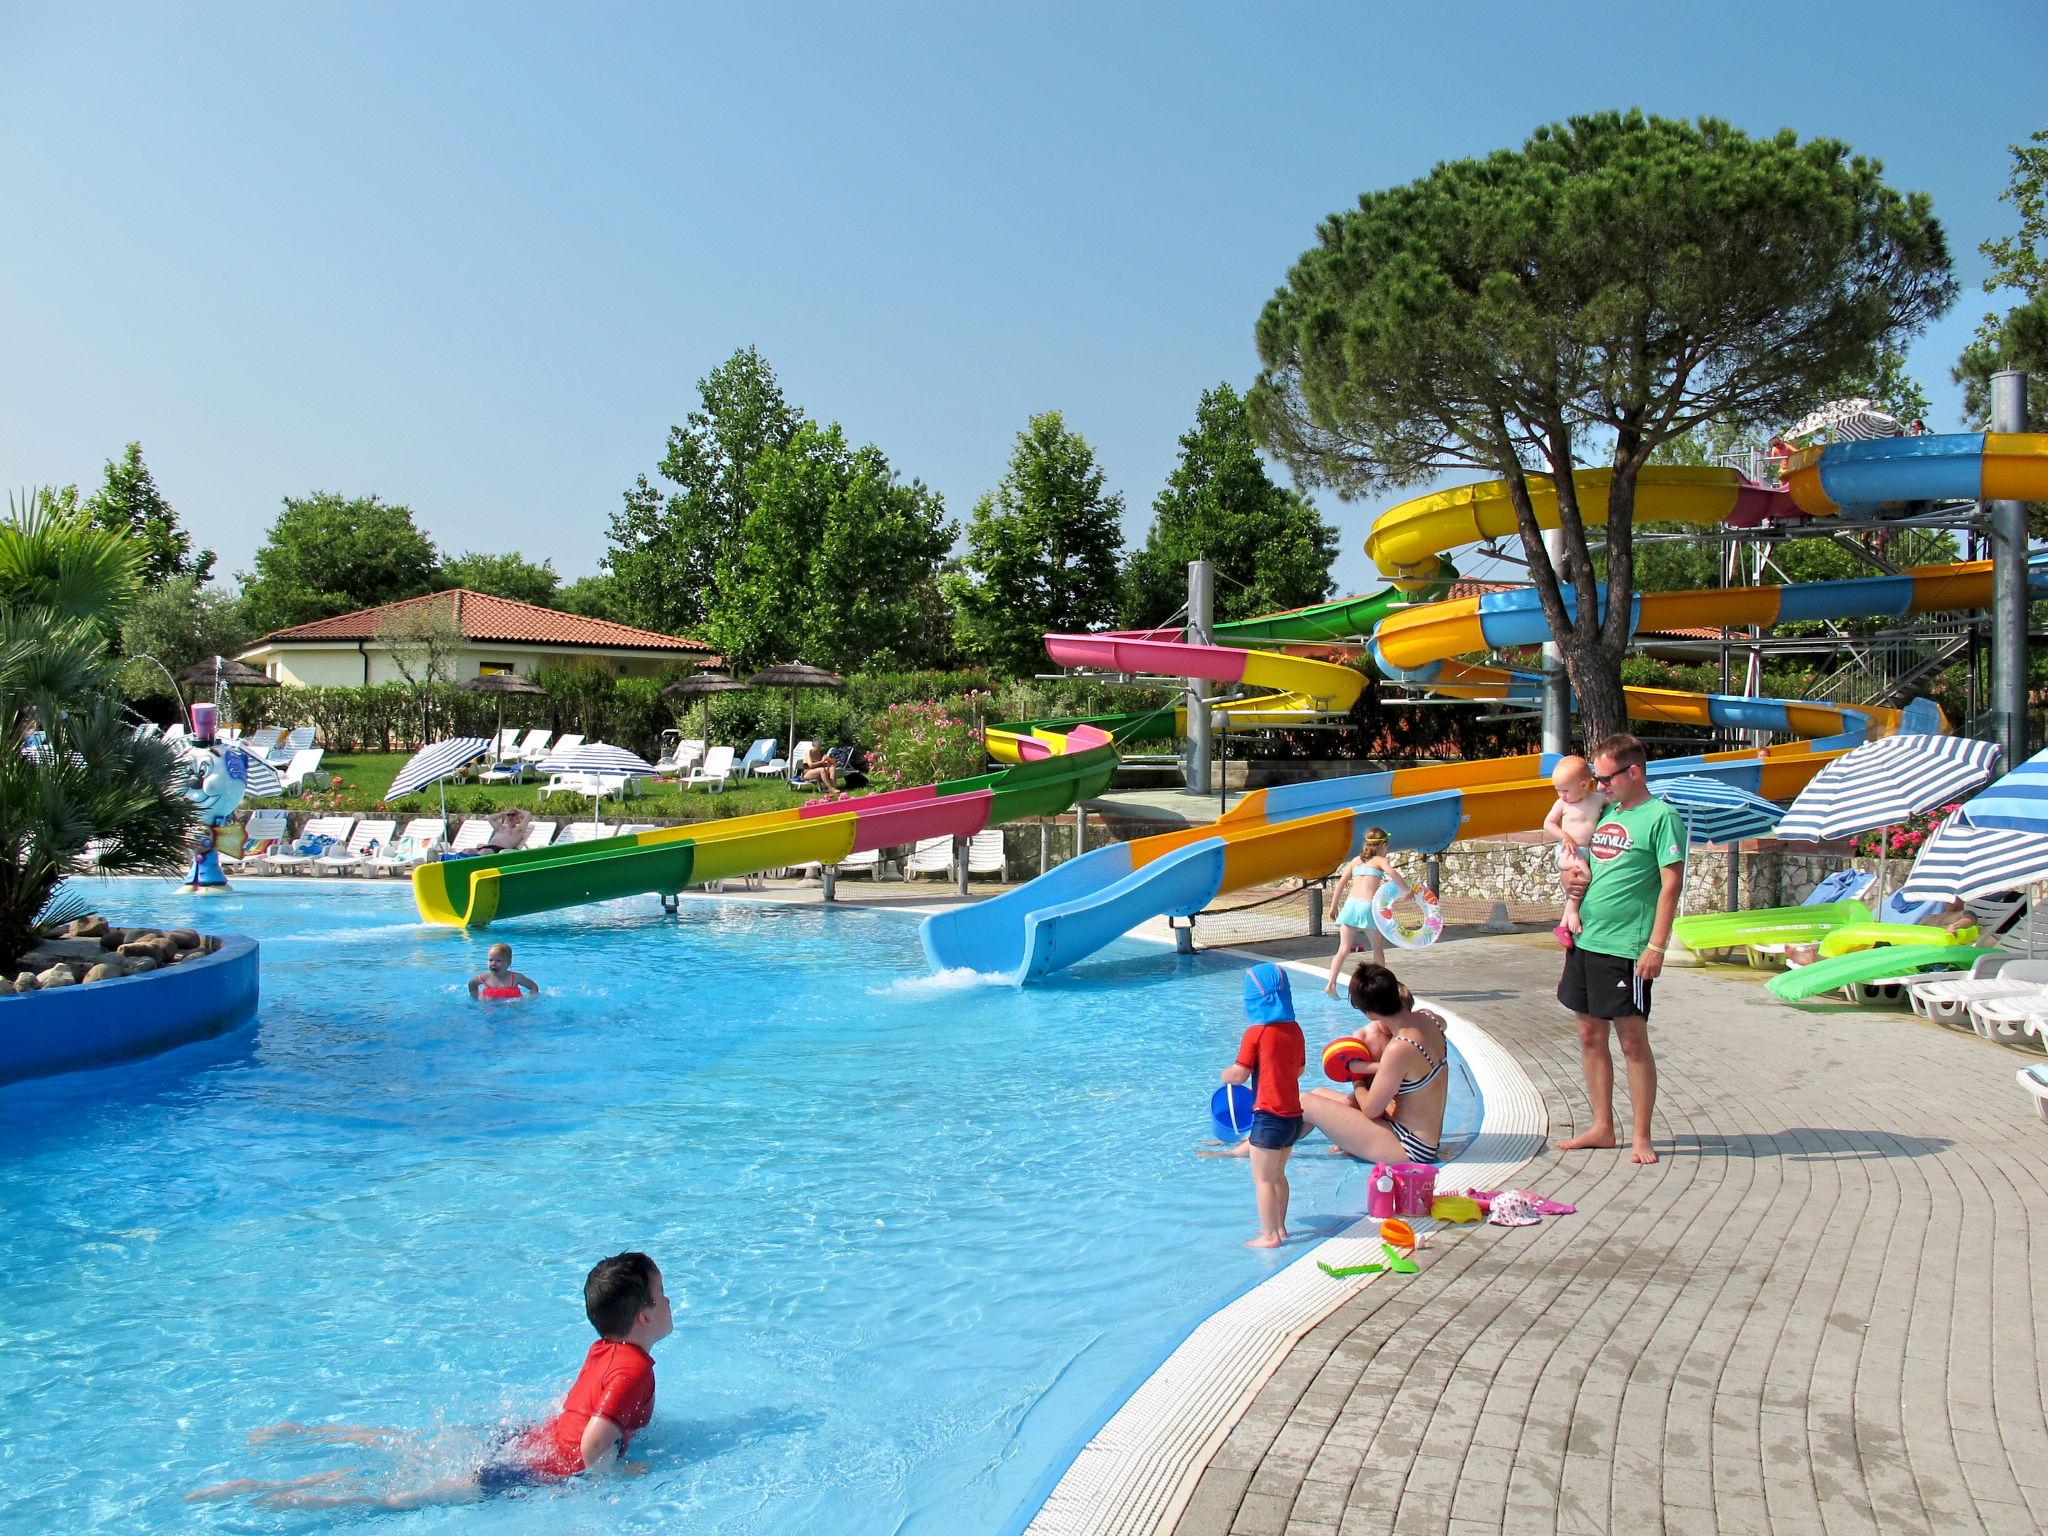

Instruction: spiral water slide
[920,432,2048,983]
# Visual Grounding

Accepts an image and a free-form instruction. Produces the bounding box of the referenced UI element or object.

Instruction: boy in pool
[1542,756,1608,944]
[468,941,539,1000]
[1218,963,1307,1248]
[188,1251,672,1510]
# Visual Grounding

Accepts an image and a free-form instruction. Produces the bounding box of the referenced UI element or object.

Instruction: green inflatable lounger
[1672,900,1871,955]
[1766,945,1999,1003]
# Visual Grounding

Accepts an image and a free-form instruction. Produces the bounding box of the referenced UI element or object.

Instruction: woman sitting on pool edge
[1303,962,1449,1165]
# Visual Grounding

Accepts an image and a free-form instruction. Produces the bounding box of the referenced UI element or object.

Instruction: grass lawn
[243,752,813,824]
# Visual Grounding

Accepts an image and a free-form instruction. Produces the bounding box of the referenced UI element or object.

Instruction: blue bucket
[1209,1082,1255,1142]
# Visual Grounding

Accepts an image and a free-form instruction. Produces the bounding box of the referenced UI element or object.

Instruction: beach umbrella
[1947,745,2048,834]
[226,746,285,798]
[1649,775,1785,846]
[385,736,494,822]
[1773,735,2002,844]
[536,741,659,825]
[1783,397,1905,443]
[1899,819,2048,905]
[745,662,845,759]
[663,668,748,742]
[459,673,546,749]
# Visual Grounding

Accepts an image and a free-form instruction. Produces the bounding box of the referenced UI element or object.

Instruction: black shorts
[1248,1111,1306,1149]
[1558,946,1653,1022]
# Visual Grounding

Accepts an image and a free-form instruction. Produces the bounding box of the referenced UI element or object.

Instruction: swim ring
[1370,880,1442,949]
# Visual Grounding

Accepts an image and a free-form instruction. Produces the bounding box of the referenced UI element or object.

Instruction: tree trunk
[1555,631,1630,744]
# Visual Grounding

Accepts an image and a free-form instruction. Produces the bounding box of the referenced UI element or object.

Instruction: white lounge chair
[241,726,283,761]
[906,837,955,879]
[2019,1063,2048,1124]
[496,727,522,757]
[757,740,809,778]
[966,828,1007,881]
[260,815,355,874]
[266,726,316,767]
[683,745,737,791]
[445,819,496,855]
[220,809,292,871]
[511,729,553,763]
[278,748,325,794]
[362,818,447,876]
[315,819,396,876]
[1969,990,2048,1047]
[557,822,613,845]
[521,819,557,850]
[736,739,777,778]
[652,735,704,776]
[539,732,585,763]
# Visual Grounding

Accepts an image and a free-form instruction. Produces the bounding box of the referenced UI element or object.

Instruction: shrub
[866,699,989,789]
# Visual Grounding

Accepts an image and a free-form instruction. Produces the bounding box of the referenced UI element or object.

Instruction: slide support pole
[1187,560,1214,794]
[1990,371,2032,764]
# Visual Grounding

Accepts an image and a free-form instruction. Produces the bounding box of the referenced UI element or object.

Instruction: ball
[1322,1036,1373,1083]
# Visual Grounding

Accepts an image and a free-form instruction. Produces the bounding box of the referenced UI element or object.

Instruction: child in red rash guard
[187,1252,674,1510]
[1220,964,1306,1249]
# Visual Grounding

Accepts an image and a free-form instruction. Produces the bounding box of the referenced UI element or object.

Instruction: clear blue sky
[3,2,2040,601]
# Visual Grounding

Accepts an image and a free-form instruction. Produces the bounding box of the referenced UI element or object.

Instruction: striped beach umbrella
[225,745,284,798]
[1773,734,2001,844]
[1950,745,2048,834]
[1650,775,1785,846]
[536,742,659,826]
[386,737,496,802]
[1899,819,2048,904]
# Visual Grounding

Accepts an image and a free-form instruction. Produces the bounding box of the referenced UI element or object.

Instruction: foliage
[557,573,631,622]
[117,575,253,698]
[1122,383,1338,628]
[439,550,561,607]
[946,411,1125,675]
[864,699,988,789]
[711,420,956,672]
[605,347,799,636]
[0,494,194,968]
[238,492,442,634]
[84,442,215,587]
[1252,111,1955,739]
[374,599,465,741]
[1852,801,1961,860]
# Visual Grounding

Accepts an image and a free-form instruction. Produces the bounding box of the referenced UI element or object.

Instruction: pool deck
[1157,930,2048,1536]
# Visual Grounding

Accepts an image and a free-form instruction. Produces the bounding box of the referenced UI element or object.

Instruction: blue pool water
[0,881,1477,1534]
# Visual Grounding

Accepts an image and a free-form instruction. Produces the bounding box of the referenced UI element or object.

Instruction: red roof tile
[247,590,712,653]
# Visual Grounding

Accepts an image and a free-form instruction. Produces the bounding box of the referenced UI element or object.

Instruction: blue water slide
[921,840,1137,974]
[1016,839,1230,983]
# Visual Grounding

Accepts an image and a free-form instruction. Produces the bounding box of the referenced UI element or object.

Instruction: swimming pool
[0,881,1477,1534]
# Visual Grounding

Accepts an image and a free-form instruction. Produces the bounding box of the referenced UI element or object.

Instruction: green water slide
[1210,562,1456,645]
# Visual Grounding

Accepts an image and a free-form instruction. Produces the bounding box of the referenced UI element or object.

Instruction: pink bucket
[1390,1163,1437,1217]
[1366,1163,1398,1219]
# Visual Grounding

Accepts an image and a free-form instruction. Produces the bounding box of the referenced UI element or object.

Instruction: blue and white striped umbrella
[536,742,658,779]
[225,745,284,798]
[1953,744,2048,834]
[1899,818,2048,903]
[385,737,494,802]
[1650,775,1785,846]
[1773,734,2001,843]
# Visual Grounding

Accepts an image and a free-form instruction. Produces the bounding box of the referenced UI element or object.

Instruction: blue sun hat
[1243,963,1294,1024]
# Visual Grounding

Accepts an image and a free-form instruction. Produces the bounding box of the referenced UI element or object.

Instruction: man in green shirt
[1556,733,1684,1165]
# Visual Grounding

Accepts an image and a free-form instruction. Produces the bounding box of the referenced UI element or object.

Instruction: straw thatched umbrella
[459,672,547,751]
[663,668,749,741]
[745,662,846,760]
[177,655,279,734]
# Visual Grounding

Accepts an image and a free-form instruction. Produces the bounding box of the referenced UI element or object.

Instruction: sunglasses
[1592,764,1638,786]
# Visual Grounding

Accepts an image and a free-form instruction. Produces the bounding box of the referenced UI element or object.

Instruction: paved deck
[1166,932,2048,1536]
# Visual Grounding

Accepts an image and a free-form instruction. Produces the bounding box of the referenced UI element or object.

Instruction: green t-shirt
[1576,796,1686,959]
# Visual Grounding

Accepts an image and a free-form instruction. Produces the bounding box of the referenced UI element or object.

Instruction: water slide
[921,430,2048,982]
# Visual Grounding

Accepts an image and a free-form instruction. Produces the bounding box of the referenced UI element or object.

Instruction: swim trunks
[1557,946,1654,1022]
[1248,1111,1307,1149]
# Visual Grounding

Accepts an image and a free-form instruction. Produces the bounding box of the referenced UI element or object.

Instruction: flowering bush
[865,698,988,790]
[1852,801,1961,859]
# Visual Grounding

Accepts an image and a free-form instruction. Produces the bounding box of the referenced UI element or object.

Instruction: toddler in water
[469,941,539,1001]
[1324,827,1404,994]
[188,1251,672,1509]
[1542,756,1608,944]
[1219,963,1307,1248]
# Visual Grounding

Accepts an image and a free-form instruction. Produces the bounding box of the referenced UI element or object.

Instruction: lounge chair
[260,815,355,874]
[1968,990,2048,1047]
[966,829,1007,881]
[538,732,585,763]
[361,818,447,876]
[446,819,496,855]
[652,736,704,776]
[496,727,522,757]
[2018,1063,2048,1124]
[828,744,868,790]
[906,837,955,879]
[557,822,613,845]
[220,809,292,872]
[266,726,316,767]
[683,745,737,791]
[510,729,553,764]
[1895,902,2041,1019]
[315,819,396,876]
[756,739,808,778]
[521,819,557,850]
[277,748,325,794]
[241,726,283,761]
[736,739,778,778]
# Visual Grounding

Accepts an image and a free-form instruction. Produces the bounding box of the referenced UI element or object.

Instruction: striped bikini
[1389,1022,1447,1165]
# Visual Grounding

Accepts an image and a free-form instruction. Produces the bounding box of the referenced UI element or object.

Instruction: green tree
[604,347,800,634]
[0,492,193,968]
[1123,383,1338,626]
[440,550,560,607]
[557,572,633,624]
[1954,126,2048,425]
[712,421,955,672]
[238,492,442,635]
[83,443,215,587]
[946,411,1125,675]
[117,575,251,697]
[1252,112,1955,739]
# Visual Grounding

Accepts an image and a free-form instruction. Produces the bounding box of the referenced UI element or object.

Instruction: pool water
[0,881,1477,1534]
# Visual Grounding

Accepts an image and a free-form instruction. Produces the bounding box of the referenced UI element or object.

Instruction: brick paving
[1166,931,2048,1536]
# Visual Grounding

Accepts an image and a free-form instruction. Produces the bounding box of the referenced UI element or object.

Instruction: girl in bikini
[1299,963,1450,1165]
[1324,827,1404,995]
[468,942,539,1001]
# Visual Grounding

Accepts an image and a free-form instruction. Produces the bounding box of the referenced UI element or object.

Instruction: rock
[36,965,78,988]
[117,937,179,964]
[0,977,14,994]
[125,956,157,974]
[66,914,110,940]
[23,938,111,965]
[14,971,39,991]
[166,928,201,950]
[83,962,124,984]
[170,949,205,965]
[99,928,127,950]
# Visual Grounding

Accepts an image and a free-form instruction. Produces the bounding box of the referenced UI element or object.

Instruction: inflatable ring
[1370,881,1442,949]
